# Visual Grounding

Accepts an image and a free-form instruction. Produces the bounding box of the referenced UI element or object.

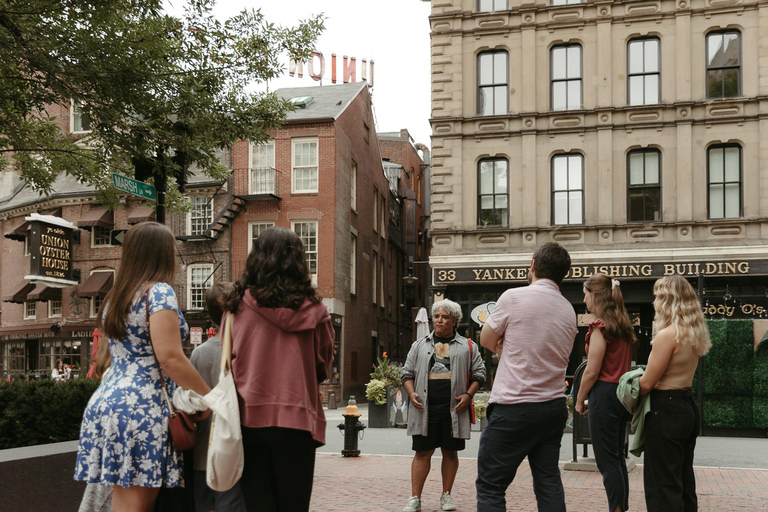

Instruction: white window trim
[23,301,36,320]
[291,137,319,194]
[350,234,357,296]
[70,100,92,134]
[89,269,115,318]
[186,196,215,237]
[248,141,276,195]
[351,161,358,212]
[247,221,276,254]
[48,299,63,318]
[90,226,113,248]
[291,220,318,286]
[187,263,215,311]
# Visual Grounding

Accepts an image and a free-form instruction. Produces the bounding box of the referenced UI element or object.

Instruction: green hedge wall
[754,337,768,428]
[0,379,100,450]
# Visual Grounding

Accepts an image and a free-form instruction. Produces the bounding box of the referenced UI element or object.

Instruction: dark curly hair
[224,227,321,312]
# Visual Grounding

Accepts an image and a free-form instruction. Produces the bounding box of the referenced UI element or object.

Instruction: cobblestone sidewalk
[311,453,768,511]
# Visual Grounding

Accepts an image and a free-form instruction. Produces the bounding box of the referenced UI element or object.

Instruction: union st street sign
[113,173,156,201]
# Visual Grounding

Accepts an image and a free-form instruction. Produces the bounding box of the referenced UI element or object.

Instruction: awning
[3,279,35,303]
[76,272,114,298]
[76,208,114,230]
[27,284,62,302]
[127,206,156,225]
[4,220,30,242]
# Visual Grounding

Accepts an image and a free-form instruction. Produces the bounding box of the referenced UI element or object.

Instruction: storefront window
[39,340,83,373]
[4,342,25,371]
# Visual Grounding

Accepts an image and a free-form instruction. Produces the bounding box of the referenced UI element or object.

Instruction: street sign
[110,229,127,246]
[112,173,156,201]
[190,327,203,345]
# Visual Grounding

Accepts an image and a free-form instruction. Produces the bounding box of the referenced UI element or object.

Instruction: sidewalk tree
[0,0,323,219]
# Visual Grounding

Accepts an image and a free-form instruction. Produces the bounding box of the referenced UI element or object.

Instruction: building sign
[289,52,374,87]
[703,300,768,319]
[470,302,497,326]
[190,327,203,345]
[434,260,768,285]
[26,213,78,286]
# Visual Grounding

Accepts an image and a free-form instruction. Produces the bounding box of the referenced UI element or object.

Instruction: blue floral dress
[74,283,189,488]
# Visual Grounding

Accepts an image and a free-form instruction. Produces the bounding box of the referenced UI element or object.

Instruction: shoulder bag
[467,339,476,425]
[204,311,244,491]
[145,290,198,452]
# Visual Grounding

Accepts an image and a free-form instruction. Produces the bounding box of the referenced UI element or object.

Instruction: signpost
[190,327,203,345]
[112,173,157,201]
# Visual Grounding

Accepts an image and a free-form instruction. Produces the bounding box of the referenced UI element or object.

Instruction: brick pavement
[311,453,768,511]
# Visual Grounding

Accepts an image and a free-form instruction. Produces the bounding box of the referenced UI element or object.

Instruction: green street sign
[112,173,156,201]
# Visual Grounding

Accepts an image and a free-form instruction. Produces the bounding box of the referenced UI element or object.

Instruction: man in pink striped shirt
[476,242,577,512]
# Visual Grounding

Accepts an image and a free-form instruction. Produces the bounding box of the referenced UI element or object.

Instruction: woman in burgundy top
[223,227,334,512]
[576,274,636,512]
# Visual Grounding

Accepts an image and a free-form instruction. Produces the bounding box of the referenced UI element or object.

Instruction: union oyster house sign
[25,213,78,287]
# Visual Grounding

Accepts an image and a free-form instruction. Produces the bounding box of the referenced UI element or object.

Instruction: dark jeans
[241,426,317,512]
[644,389,699,512]
[588,380,629,512]
[476,398,568,512]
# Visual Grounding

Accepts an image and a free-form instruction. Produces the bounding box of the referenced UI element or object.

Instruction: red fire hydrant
[337,396,365,457]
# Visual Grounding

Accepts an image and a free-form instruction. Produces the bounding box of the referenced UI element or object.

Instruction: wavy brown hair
[652,276,711,356]
[584,274,637,344]
[224,227,320,312]
[97,222,176,339]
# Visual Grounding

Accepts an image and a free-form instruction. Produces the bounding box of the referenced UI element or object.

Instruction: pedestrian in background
[476,242,577,512]
[189,281,246,512]
[74,222,211,512]
[576,274,636,512]
[639,275,711,511]
[51,359,65,381]
[223,227,334,512]
[400,298,486,512]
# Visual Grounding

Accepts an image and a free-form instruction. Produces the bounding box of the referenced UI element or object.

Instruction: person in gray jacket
[401,299,486,512]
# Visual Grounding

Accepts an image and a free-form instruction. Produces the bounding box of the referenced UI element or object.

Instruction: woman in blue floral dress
[75,222,211,511]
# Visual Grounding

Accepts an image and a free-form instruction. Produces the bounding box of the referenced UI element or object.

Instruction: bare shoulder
[652,326,678,352]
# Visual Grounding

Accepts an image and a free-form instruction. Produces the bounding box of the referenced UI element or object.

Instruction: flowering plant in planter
[366,379,388,405]
[368,352,402,389]
[473,392,490,420]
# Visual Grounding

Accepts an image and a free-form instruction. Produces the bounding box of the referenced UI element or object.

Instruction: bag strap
[220,312,234,373]
[145,288,176,416]
[467,338,472,392]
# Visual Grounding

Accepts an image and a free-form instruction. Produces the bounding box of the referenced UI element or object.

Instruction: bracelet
[462,392,473,399]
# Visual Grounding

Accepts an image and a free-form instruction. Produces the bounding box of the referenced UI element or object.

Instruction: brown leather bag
[145,290,198,451]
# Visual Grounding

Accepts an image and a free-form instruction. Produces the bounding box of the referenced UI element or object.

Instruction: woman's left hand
[454,393,472,412]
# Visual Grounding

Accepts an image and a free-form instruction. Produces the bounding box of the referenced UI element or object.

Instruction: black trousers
[644,389,699,512]
[476,398,568,512]
[240,427,317,512]
[588,381,629,512]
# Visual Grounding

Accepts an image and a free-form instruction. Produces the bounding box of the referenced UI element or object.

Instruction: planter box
[368,386,410,428]
[368,402,388,428]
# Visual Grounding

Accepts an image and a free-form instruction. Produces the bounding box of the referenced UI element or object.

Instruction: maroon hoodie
[231,291,334,445]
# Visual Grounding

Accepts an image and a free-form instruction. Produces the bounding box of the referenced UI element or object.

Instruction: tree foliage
[0,0,323,208]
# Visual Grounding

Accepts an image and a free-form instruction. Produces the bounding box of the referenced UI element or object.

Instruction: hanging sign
[190,327,203,345]
[470,302,497,327]
[25,213,78,287]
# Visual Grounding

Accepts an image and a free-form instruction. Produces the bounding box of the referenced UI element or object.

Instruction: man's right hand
[409,392,424,410]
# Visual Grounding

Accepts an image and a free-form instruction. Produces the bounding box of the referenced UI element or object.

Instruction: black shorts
[411,418,466,452]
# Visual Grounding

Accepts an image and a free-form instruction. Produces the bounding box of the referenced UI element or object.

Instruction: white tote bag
[204,312,244,491]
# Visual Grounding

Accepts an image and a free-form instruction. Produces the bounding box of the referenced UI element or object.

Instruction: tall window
[72,100,91,133]
[373,190,379,231]
[188,264,214,310]
[250,141,275,194]
[248,222,275,254]
[477,51,508,116]
[292,221,318,285]
[350,234,357,295]
[91,226,112,247]
[551,45,582,111]
[380,257,385,306]
[372,249,378,304]
[292,138,319,193]
[552,154,584,225]
[707,31,741,99]
[627,149,661,222]
[708,145,741,219]
[380,193,386,236]
[24,301,36,320]
[49,299,62,318]
[628,38,660,106]
[478,158,509,227]
[4,342,25,371]
[351,161,357,211]
[477,0,507,12]
[189,196,214,236]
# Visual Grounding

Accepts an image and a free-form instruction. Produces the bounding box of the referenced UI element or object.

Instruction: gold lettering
[705,263,717,275]
[724,262,737,274]
[628,265,641,277]
[482,270,492,280]
[517,269,528,280]
[718,263,724,274]
[571,267,582,278]
[664,264,675,276]
[505,269,515,280]
[473,269,483,280]
[642,265,652,277]
[493,269,504,280]
[738,262,749,274]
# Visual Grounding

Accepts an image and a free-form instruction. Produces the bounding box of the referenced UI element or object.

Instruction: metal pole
[696,274,704,434]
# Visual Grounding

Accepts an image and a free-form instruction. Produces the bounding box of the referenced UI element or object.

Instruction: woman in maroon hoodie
[224,227,335,511]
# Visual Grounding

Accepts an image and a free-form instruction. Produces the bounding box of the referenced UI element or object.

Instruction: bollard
[337,395,365,457]
[328,391,337,410]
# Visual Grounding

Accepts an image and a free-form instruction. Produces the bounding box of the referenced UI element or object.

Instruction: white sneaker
[440,492,457,511]
[402,495,421,512]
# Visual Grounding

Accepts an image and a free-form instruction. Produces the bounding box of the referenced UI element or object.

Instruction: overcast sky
[211,1,433,147]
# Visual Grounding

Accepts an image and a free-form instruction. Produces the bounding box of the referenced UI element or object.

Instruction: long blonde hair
[652,276,712,356]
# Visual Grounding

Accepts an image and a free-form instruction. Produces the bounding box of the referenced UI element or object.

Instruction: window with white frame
[188,196,214,236]
[24,301,36,319]
[292,221,318,285]
[478,158,509,227]
[552,154,584,225]
[71,100,91,133]
[628,38,660,106]
[350,234,357,295]
[477,0,507,12]
[248,222,275,254]
[250,141,275,194]
[708,144,741,220]
[89,270,114,318]
[188,264,214,310]
[551,45,582,111]
[49,299,62,318]
[292,138,319,193]
[91,226,112,247]
[627,149,661,222]
[351,161,357,211]
[707,31,741,99]
[477,51,508,116]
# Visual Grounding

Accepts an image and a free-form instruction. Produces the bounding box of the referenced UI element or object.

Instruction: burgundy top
[231,292,335,445]
[585,319,632,384]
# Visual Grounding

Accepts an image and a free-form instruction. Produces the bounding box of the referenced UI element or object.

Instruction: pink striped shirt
[486,279,577,405]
